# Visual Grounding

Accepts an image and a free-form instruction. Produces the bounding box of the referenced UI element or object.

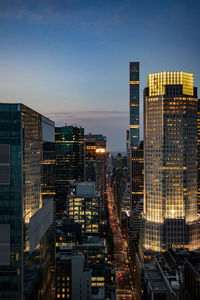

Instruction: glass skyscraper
[0,103,55,299]
[129,62,140,148]
[55,126,84,217]
[142,72,200,253]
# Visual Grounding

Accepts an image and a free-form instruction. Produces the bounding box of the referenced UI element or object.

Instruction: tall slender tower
[129,61,142,219]
[129,62,140,148]
[142,71,200,253]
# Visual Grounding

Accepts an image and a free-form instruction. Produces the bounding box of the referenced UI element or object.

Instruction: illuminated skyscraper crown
[147,71,194,96]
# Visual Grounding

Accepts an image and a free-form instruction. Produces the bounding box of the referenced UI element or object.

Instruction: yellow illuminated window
[97,277,104,281]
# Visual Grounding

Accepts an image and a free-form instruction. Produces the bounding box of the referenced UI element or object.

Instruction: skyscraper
[85,133,106,200]
[129,62,140,148]
[55,126,84,217]
[142,71,200,253]
[0,103,55,299]
[85,133,107,237]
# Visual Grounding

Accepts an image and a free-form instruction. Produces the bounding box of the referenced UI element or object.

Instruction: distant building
[111,154,128,219]
[55,125,84,217]
[67,182,101,236]
[85,133,106,201]
[142,71,200,254]
[121,182,131,215]
[85,133,108,239]
[0,103,54,299]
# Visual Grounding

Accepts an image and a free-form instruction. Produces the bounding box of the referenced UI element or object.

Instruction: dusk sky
[0,0,200,151]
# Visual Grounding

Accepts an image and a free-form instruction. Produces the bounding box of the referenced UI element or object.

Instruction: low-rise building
[56,247,92,300]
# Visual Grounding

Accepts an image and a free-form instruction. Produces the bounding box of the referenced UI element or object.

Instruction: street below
[107,185,135,300]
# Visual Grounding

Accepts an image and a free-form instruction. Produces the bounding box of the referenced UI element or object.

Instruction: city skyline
[0,0,200,151]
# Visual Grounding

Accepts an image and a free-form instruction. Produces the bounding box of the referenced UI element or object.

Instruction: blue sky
[0,0,200,151]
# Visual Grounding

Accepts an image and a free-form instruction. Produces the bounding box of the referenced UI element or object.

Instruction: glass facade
[0,103,55,299]
[0,104,22,299]
[55,126,84,217]
[129,62,140,148]
[142,72,200,252]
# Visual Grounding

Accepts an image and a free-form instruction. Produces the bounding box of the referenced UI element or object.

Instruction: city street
[107,185,135,300]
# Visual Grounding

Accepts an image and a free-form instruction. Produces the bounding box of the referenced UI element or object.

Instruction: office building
[129,62,140,148]
[76,236,106,300]
[55,126,84,217]
[56,220,109,300]
[56,247,91,300]
[142,71,200,253]
[56,219,82,248]
[67,182,100,236]
[85,133,106,200]
[85,134,108,238]
[0,103,54,299]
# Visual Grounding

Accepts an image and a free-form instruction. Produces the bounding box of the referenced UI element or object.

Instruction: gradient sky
[0,0,200,151]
